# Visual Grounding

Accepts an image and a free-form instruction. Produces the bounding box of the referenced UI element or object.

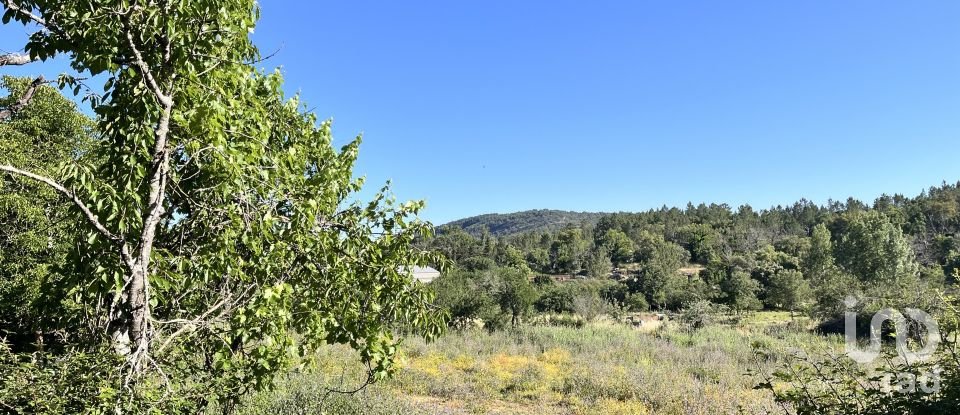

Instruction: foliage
[0,76,90,349]
[721,270,763,313]
[677,223,722,264]
[571,292,610,322]
[582,249,612,278]
[1,1,445,410]
[549,227,589,274]
[834,211,920,294]
[597,228,634,266]
[765,269,813,314]
[460,256,497,272]
[631,232,689,309]
[432,266,538,327]
[535,287,575,314]
[497,268,538,326]
[624,293,650,312]
[431,269,500,327]
[680,300,727,329]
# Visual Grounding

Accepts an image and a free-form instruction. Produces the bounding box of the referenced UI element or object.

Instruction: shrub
[460,256,497,272]
[572,292,611,322]
[625,293,650,312]
[680,300,727,330]
[535,287,575,313]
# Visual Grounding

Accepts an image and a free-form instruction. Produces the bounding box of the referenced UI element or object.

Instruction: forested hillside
[429,184,960,316]
[415,182,960,413]
[443,209,605,237]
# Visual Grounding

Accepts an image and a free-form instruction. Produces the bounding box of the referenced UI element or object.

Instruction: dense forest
[429,185,960,321]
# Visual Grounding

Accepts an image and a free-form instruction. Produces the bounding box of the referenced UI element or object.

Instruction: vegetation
[235,316,841,414]
[444,209,605,238]
[429,186,960,321]
[2,1,960,414]
[424,184,960,414]
[0,1,441,411]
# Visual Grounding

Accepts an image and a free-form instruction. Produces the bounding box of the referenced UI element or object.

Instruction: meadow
[236,313,842,415]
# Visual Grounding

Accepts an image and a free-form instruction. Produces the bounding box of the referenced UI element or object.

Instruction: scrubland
[238,313,840,414]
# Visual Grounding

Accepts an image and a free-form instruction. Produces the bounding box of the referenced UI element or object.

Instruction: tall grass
[236,316,841,414]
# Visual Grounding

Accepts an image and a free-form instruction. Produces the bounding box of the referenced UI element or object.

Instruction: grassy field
[236,314,842,414]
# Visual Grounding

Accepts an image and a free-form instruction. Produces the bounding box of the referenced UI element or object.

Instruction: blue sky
[3,1,960,224]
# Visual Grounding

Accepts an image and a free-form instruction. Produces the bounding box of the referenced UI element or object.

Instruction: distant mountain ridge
[442,209,605,237]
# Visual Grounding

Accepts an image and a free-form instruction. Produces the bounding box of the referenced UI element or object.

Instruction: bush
[459,256,497,272]
[680,300,727,330]
[535,287,575,313]
[431,270,499,325]
[533,274,555,287]
[572,292,611,322]
[529,313,586,328]
[0,342,198,413]
[625,293,650,312]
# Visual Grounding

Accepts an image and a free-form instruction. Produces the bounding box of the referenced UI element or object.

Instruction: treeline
[427,185,960,324]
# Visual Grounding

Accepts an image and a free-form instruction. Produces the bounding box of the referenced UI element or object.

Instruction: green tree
[430,226,481,263]
[803,223,836,282]
[431,269,499,326]
[0,76,90,349]
[549,227,587,274]
[721,270,762,313]
[525,247,550,272]
[583,249,612,278]
[678,223,722,264]
[624,293,650,312]
[834,211,921,310]
[534,286,574,313]
[765,269,812,315]
[494,241,531,274]
[598,228,634,266]
[460,256,497,271]
[1,1,444,410]
[801,224,860,319]
[497,268,537,326]
[632,231,689,309]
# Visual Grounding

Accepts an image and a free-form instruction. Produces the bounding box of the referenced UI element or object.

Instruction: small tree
[835,211,920,288]
[632,233,689,309]
[572,291,609,322]
[498,268,537,326]
[765,269,812,316]
[549,227,588,273]
[599,228,634,266]
[431,270,498,326]
[721,270,763,313]
[802,223,835,282]
[583,249,613,278]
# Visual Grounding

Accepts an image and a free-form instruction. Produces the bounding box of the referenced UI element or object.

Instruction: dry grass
[237,313,841,414]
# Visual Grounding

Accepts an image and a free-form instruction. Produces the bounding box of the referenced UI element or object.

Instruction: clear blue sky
[4,1,960,224]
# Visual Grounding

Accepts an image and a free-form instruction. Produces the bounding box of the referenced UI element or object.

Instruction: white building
[410,266,441,283]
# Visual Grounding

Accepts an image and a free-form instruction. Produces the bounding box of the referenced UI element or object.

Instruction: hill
[442,209,605,237]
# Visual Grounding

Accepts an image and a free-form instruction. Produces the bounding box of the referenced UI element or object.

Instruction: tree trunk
[127,264,150,366]
[0,53,36,67]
